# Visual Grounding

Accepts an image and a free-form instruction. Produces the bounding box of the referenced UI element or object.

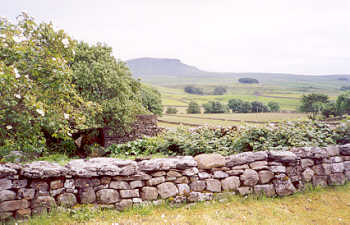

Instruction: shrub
[187,101,201,114]
[268,101,280,112]
[213,86,227,95]
[251,101,270,113]
[299,93,329,118]
[238,78,259,84]
[228,99,252,113]
[140,85,163,115]
[336,92,350,116]
[184,86,203,95]
[203,101,229,113]
[166,107,178,114]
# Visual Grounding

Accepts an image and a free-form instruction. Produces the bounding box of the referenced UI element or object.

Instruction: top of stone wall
[1,144,349,179]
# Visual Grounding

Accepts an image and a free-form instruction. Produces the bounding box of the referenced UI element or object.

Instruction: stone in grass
[79,187,96,204]
[120,189,140,199]
[57,193,77,207]
[189,180,206,192]
[254,184,275,197]
[96,189,120,204]
[0,199,30,212]
[141,187,158,200]
[31,196,56,209]
[115,199,133,211]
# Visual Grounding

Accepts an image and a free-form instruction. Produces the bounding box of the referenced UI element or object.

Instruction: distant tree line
[184,85,227,95]
[238,78,259,84]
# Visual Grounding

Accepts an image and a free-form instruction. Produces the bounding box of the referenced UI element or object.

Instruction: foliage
[228,99,252,113]
[140,84,163,115]
[186,101,201,114]
[333,118,350,144]
[267,101,280,112]
[0,13,97,157]
[238,78,259,84]
[213,86,227,95]
[251,101,270,113]
[71,41,144,130]
[335,92,350,116]
[166,107,178,114]
[321,102,337,118]
[203,101,229,113]
[299,93,329,113]
[184,85,203,95]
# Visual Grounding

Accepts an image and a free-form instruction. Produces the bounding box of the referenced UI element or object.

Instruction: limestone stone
[302,168,314,182]
[254,184,275,197]
[270,166,286,173]
[130,180,144,189]
[312,175,328,187]
[120,189,140,198]
[345,171,350,181]
[213,171,228,179]
[95,184,109,192]
[21,161,67,178]
[273,176,296,196]
[50,180,63,190]
[290,147,328,159]
[227,170,244,176]
[249,161,268,170]
[206,179,221,192]
[221,176,240,191]
[312,164,332,176]
[166,176,177,181]
[115,199,133,211]
[79,187,96,204]
[141,187,158,200]
[340,144,350,156]
[157,182,178,199]
[240,169,259,186]
[198,172,211,179]
[96,189,120,204]
[50,188,65,197]
[328,173,346,186]
[187,192,213,202]
[15,208,31,219]
[268,151,297,163]
[344,161,350,171]
[226,152,268,167]
[325,145,340,157]
[120,165,137,176]
[12,179,27,189]
[231,164,249,170]
[17,188,35,200]
[331,163,344,173]
[174,176,189,184]
[167,170,182,177]
[301,159,314,169]
[132,198,143,204]
[189,180,206,192]
[31,196,56,209]
[0,179,12,190]
[101,177,111,184]
[64,179,75,189]
[238,187,252,195]
[110,181,130,190]
[138,156,197,171]
[151,171,166,177]
[57,193,77,207]
[0,190,16,202]
[258,170,274,184]
[146,177,165,186]
[182,167,199,176]
[177,184,190,195]
[194,153,225,169]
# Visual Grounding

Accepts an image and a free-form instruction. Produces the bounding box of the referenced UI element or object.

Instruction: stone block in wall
[15,208,31,219]
[225,152,268,167]
[345,171,350,181]
[258,170,274,184]
[328,173,346,186]
[213,171,228,179]
[194,153,225,169]
[174,176,189,184]
[312,175,328,187]
[167,170,182,177]
[206,179,221,192]
[64,179,75,189]
[187,192,213,202]
[57,193,77,207]
[151,171,166,177]
[182,167,199,176]
[146,177,165,186]
[227,170,244,176]
[110,181,130,190]
[50,188,65,197]
[115,199,133,211]
[273,174,296,196]
[312,164,332,176]
[231,164,249,170]
[0,190,16,202]
[21,161,67,179]
[157,182,178,199]
[270,166,286,173]
[177,184,190,195]
[0,164,17,179]
[240,169,259,186]
[340,144,350,155]
[50,180,63,190]
[290,147,328,159]
[96,189,120,204]
[286,166,302,182]
[301,159,314,169]
[141,187,158,200]
[190,180,206,192]
[344,161,350,171]
[221,176,240,191]
[325,146,340,157]
[130,180,144,189]
[302,168,314,182]
[31,196,56,209]
[17,188,35,200]
[101,177,111,184]
[331,163,344,173]
[95,184,109,192]
[12,179,28,189]
[268,151,297,163]
[198,172,211,179]
[79,187,96,204]
[249,161,268,170]
[75,178,93,189]
[0,179,12,190]
[120,189,140,198]
[254,184,275,197]
[238,187,252,195]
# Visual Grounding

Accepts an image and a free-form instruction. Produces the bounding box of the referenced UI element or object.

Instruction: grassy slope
[22,184,350,225]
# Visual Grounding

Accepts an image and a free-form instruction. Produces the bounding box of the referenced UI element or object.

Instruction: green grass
[15,183,350,225]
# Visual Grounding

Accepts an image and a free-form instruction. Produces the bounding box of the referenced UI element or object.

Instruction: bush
[213,86,227,95]
[203,101,229,113]
[321,102,337,118]
[268,101,280,112]
[299,93,329,118]
[228,99,252,113]
[336,92,350,116]
[187,101,201,114]
[166,107,178,114]
[238,78,259,84]
[140,85,163,115]
[251,101,270,112]
[184,86,203,95]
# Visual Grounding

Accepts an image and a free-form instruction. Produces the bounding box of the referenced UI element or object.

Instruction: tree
[184,86,203,95]
[140,85,163,116]
[166,107,178,114]
[213,86,227,95]
[0,13,96,156]
[268,101,280,112]
[238,78,259,84]
[299,93,329,116]
[251,101,269,113]
[187,101,201,114]
[240,101,252,113]
[336,92,350,115]
[71,42,144,130]
[228,99,243,112]
[203,101,229,113]
[321,102,337,118]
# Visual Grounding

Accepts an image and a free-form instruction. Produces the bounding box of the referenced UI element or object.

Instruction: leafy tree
[238,78,259,84]
[140,85,163,115]
[0,13,96,156]
[268,101,280,112]
[203,101,229,113]
[251,101,269,112]
[321,102,337,118]
[213,86,227,95]
[71,42,144,130]
[336,92,350,115]
[240,101,252,113]
[299,94,329,118]
[228,99,244,112]
[166,107,178,114]
[187,101,201,114]
[184,86,203,95]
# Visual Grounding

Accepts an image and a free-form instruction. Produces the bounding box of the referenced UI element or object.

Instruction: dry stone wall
[1,144,350,220]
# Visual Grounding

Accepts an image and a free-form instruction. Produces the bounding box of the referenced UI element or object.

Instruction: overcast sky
[2,0,350,75]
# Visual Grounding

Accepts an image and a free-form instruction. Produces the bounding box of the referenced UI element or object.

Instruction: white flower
[36,109,45,116]
[6,125,12,130]
[14,94,21,99]
[72,50,75,55]
[64,113,69,120]
[62,38,69,47]
[67,132,72,137]
[14,68,21,78]
[52,57,56,61]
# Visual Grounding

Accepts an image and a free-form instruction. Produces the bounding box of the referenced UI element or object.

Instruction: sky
[1,0,350,75]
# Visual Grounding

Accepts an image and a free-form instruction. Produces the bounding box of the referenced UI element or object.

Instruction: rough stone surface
[190,180,206,192]
[0,200,29,212]
[17,188,35,200]
[328,173,346,186]
[198,172,211,179]
[21,161,67,178]
[110,181,130,190]
[240,169,259,186]
[270,166,286,173]
[238,187,252,195]
[301,159,314,169]
[221,176,240,191]
[96,189,120,204]
[0,179,12,190]
[302,168,314,182]
[254,184,275,197]
[177,184,190,195]
[31,196,56,209]
[249,161,268,170]
[258,170,274,184]
[115,199,133,211]
[79,188,96,204]
[50,180,63,190]
[273,175,296,196]
[268,151,297,163]
[141,187,158,200]
[206,179,221,192]
[340,144,350,156]
[331,163,344,173]
[194,153,225,169]
[57,193,77,207]
[183,167,199,176]
[213,171,228,179]
[157,182,178,199]
[15,208,31,219]
[120,189,140,198]
[187,192,213,202]
[226,151,268,167]
[312,175,328,187]
[146,177,165,186]
[130,180,144,189]
[0,190,16,202]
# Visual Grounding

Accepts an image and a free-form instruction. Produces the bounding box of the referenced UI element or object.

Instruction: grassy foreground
[13,183,350,225]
